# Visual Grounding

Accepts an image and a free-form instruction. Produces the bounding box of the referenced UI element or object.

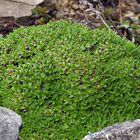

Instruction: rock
[0,0,35,17]
[83,119,140,140]
[0,0,45,17]
[10,0,44,6]
[0,107,22,140]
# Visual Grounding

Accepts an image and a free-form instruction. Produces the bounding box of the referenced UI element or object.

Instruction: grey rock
[0,107,22,140]
[0,0,36,17]
[10,0,44,6]
[0,0,45,17]
[83,119,140,140]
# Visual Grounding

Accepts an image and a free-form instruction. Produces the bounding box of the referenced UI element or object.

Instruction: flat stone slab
[0,0,36,17]
[83,119,140,140]
[0,107,22,140]
[0,0,45,17]
[10,0,44,6]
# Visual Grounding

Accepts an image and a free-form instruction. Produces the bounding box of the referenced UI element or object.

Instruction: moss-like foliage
[0,21,140,139]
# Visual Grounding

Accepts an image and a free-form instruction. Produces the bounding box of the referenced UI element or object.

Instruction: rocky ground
[0,0,140,44]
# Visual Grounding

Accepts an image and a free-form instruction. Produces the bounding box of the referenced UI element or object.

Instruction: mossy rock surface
[0,21,140,139]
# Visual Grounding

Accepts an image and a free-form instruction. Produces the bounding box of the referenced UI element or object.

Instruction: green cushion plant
[0,21,140,139]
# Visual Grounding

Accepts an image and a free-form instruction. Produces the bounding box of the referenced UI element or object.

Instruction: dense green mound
[0,21,140,139]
